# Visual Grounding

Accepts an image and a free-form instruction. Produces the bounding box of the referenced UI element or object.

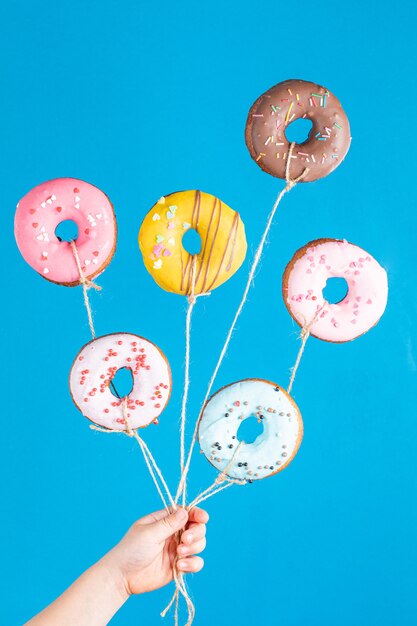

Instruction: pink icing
[284,240,388,342]
[69,333,171,430]
[14,178,116,285]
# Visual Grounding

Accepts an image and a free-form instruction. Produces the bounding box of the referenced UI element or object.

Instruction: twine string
[188,481,236,510]
[163,443,245,625]
[90,417,194,624]
[178,256,205,507]
[287,304,327,395]
[132,431,176,509]
[122,403,195,625]
[79,145,307,623]
[91,406,244,626]
[90,402,175,511]
[70,241,122,399]
[75,239,195,624]
[70,238,194,620]
[175,144,309,504]
[162,554,194,626]
[70,240,102,339]
[187,442,246,509]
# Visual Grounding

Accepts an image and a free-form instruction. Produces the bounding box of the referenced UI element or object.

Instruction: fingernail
[177,560,188,570]
[178,545,188,555]
[185,532,193,544]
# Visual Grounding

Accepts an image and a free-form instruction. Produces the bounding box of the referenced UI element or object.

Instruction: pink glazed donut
[283,238,388,342]
[70,333,172,430]
[14,178,117,286]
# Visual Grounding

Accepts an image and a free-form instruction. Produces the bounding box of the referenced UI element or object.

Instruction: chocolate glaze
[245,79,351,182]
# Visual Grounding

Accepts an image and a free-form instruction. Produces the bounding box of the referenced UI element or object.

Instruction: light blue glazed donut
[198,379,303,481]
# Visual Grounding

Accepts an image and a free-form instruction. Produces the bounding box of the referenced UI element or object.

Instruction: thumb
[153,508,188,541]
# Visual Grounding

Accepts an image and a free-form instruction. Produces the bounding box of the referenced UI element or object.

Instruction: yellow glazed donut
[138,190,247,295]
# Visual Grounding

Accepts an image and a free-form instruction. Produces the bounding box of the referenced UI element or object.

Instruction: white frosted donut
[283,238,388,342]
[198,379,303,481]
[69,333,171,430]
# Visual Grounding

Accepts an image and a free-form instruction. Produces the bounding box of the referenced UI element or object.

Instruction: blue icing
[198,379,303,481]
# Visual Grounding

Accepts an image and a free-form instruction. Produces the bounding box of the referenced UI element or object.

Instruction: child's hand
[26,507,208,625]
[103,507,209,596]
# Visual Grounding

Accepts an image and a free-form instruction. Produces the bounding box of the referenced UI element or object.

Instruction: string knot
[70,240,102,291]
[300,327,310,341]
[121,398,135,437]
[82,277,102,291]
[186,255,199,305]
[285,142,309,187]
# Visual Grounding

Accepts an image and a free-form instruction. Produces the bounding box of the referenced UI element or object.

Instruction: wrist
[94,556,131,604]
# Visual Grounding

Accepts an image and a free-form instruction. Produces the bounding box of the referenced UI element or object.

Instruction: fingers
[137,506,208,529]
[177,537,206,557]
[178,517,207,559]
[188,507,209,525]
[177,508,208,560]
[181,522,206,546]
[177,555,204,573]
[152,508,188,541]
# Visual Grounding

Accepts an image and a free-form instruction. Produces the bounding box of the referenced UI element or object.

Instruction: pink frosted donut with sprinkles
[15,178,117,285]
[69,333,171,431]
[245,79,351,182]
[282,239,388,342]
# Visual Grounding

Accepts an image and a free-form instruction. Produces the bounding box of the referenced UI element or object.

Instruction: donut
[283,238,388,342]
[138,190,247,295]
[198,379,303,481]
[69,332,171,431]
[14,178,117,286]
[245,79,351,182]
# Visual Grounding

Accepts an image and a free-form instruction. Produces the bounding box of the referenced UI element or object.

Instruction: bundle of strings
[69,236,197,623]
[175,142,309,508]
[162,444,246,626]
[164,143,310,624]
[73,146,313,626]
[90,401,242,626]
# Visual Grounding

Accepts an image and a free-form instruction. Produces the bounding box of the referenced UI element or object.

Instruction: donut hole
[55,219,79,242]
[182,228,202,255]
[110,367,134,398]
[237,415,264,444]
[284,118,313,144]
[323,277,349,304]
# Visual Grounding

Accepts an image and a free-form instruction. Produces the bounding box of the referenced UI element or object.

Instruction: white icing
[285,239,388,342]
[69,333,171,430]
[198,379,303,481]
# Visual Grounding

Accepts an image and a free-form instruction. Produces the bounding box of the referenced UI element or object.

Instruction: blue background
[1,1,416,624]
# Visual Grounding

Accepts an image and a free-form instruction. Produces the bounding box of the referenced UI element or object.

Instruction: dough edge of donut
[15,177,118,287]
[244,79,351,183]
[138,189,247,295]
[198,377,304,480]
[282,237,386,343]
[69,331,172,430]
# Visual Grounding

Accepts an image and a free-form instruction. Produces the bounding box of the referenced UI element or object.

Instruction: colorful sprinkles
[246,79,351,182]
[198,380,302,481]
[70,333,171,431]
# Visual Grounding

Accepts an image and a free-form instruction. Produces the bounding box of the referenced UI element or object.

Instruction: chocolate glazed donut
[245,79,351,182]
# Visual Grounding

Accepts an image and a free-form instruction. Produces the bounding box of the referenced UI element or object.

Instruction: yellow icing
[138,190,247,295]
